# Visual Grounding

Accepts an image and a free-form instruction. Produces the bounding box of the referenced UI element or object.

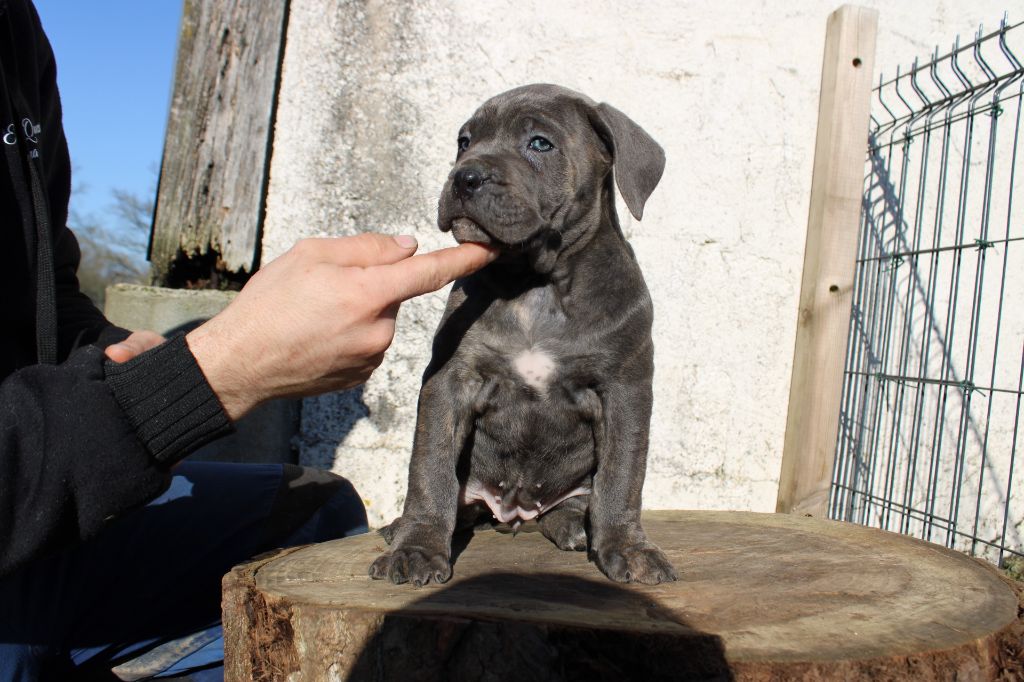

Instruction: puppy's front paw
[593,543,678,585]
[369,547,452,587]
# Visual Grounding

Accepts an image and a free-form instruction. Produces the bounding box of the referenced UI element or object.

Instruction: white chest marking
[513,349,556,392]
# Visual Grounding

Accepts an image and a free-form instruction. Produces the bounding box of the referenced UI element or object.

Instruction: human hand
[105,330,167,363]
[185,234,497,421]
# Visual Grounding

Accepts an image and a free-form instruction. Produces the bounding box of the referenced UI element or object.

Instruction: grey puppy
[369,83,676,586]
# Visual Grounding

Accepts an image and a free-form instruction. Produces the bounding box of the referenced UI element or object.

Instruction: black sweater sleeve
[0,337,232,578]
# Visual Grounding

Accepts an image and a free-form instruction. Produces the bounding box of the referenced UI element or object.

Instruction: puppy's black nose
[453,167,486,200]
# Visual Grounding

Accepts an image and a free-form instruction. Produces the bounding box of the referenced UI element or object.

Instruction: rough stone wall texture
[261,0,1010,527]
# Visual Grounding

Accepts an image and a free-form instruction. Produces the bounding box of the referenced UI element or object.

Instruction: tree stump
[222,511,1023,681]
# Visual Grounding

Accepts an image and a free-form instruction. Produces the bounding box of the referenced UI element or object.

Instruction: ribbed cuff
[104,334,233,465]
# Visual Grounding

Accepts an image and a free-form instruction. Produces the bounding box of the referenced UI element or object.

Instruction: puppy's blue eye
[528,136,554,152]
[457,136,470,152]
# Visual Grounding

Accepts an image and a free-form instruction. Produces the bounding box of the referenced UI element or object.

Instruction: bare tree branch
[70,186,153,307]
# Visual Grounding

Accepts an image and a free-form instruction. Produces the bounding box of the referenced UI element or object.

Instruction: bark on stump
[223,511,1023,681]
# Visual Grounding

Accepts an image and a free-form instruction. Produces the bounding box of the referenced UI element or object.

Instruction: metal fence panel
[832,17,1024,570]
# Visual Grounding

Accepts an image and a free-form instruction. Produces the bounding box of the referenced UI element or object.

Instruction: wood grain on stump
[223,511,1023,681]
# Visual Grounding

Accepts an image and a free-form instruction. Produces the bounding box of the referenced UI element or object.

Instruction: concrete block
[104,283,299,465]
[104,283,238,337]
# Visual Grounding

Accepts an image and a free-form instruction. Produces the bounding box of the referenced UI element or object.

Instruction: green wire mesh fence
[832,15,1024,571]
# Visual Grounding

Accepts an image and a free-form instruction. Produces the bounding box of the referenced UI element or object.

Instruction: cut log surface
[223,511,1023,681]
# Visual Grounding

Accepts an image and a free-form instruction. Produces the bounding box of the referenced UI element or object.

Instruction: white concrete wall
[261,0,1012,527]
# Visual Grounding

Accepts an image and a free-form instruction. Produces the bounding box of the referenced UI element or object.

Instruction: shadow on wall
[344,570,733,681]
[301,386,372,472]
[324,385,371,441]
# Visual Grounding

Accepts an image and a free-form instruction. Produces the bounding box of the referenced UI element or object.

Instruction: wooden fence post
[776,5,878,517]
[149,0,289,287]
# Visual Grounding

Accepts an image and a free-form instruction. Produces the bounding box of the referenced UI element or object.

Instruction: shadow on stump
[346,570,733,682]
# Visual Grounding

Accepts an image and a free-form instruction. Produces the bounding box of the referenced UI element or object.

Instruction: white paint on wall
[261,0,1012,527]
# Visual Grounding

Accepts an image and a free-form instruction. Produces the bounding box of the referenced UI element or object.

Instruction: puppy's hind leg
[377,518,400,545]
[538,495,589,551]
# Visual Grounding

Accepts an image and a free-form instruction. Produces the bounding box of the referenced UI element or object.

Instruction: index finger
[378,242,499,303]
[293,233,419,267]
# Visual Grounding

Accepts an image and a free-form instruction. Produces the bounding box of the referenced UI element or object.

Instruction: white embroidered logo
[22,117,40,143]
[3,117,41,145]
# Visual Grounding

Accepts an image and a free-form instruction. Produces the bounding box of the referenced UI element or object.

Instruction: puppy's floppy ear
[588,102,666,220]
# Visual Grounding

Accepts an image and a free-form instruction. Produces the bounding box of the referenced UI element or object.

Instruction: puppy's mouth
[447,215,563,274]
[449,217,494,245]
[447,217,548,254]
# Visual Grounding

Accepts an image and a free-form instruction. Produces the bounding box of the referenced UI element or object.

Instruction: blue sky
[33,1,181,221]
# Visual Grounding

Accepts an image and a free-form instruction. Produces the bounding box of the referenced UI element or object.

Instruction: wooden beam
[149,0,288,286]
[776,5,878,517]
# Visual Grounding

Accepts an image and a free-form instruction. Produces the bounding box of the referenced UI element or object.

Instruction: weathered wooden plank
[222,511,1023,680]
[776,5,878,517]
[150,0,288,286]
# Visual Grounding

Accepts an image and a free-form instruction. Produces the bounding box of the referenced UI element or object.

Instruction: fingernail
[394,235,417,249]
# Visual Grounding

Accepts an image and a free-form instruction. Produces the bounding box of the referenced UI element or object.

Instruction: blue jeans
[0,462,368,681]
